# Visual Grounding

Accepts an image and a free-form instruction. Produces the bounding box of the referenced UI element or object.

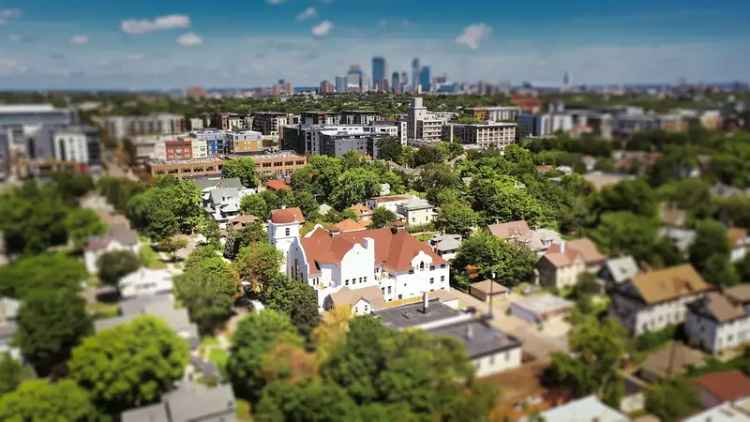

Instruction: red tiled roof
[546,238,605,267]
[300,226,446,275]
[265,179,291,191]
[270,207,305,224]
[331,218,368,233]
[693,370,750,402]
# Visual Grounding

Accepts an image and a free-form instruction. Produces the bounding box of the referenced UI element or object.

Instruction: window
[440,275,445,282]
[345,279,349,286]
[359,277,363,283]
[285,228,290,236]
[430,278,434,284]
[398,294,403,300]
[419,262,425,271]
[387,286,391,294]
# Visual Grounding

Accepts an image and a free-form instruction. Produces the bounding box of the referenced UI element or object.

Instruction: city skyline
[0,0,749,90]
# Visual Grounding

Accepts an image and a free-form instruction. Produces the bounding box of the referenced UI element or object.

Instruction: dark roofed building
[692,370,750,409]
[122,382,236,422]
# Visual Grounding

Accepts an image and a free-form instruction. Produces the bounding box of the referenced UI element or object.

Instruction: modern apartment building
[469,106,521,122]
[443,122,517,150]
[52,126,101,165]
[408,97,448,142]
[252,112,294,136]
[226,130,263,154]
[95,114,186,140]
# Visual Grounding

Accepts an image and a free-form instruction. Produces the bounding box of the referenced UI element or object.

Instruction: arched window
[419,262,425,271]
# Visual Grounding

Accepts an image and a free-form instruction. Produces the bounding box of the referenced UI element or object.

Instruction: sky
[0,0,748,90]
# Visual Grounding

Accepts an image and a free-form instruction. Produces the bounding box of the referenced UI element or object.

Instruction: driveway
[450,288,569,362]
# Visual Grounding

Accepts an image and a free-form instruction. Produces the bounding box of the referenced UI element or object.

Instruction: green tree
[16,289,92,376]
[227,310,302,402]
[262,275,321,339]
[322,316,495,420]
[64,208,106,250]
[0,379,98,422]
[368,207,398,229]
[290,190,319,218]
[68,316,189,415]
[0,353,32,395]
[330,168,380,210]
[590,212,667,265]
[470,175,551,227]
[96,250,141,286]
[645,378,701,422]
[591,179,657,220]
[223,157,258,187]
[545,317,630,406]
[375,137,404,163]
[174,247,238,333]
[690,219,738,286]
[254,380,359,422]
[127,177,202,241]
[0,182,70,255]
[96,176,145,213]
[435,202,478,237]
[240,194,270,220]
[157,236,188,261]
[451,232,536,289]
[49,171,95,204]
[235,242,283,293]
[0,253,87,299]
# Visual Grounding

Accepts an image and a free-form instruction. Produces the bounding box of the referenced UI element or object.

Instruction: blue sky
[0,0,748,89]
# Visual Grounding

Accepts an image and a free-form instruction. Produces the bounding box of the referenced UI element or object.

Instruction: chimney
[560,240,566,254]
[466,323,473,340]
[330,227,341,238]
[422,291,429,313]
[390,220,405,233]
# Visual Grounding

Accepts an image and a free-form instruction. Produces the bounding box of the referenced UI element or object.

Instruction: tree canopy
[451,232,536,289]
[223,157,258,187]
[0,379,98,422]
[96,250,141,286]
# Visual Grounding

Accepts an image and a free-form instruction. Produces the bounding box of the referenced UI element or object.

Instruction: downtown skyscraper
[372,56,387,91]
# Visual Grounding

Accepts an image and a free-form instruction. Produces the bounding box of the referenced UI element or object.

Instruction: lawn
[87,302,120,320]
[139,243,166,269]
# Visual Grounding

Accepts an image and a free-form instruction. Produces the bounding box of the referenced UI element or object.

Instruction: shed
[470,280,509,303]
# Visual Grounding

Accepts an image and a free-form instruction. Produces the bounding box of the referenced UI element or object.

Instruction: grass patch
[415,232,436,242]
[209,348,230,376]
[236,399,253,422]
[88,302,120,320]
[139,243,166,269]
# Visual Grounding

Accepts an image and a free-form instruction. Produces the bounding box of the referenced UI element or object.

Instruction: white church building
[268,207,451,311]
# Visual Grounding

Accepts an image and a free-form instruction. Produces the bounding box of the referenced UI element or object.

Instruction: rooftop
[604,256,640,284]
[512,294,574,315]
[270,207,305,224]
[693,370,750,403]
[629,264,712,304]
[376,298,463,330]
[537,395,629,422]
[428,318,521,359]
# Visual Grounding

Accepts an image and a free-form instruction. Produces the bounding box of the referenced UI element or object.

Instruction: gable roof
[728,227,748,248]
[689,292,746,323]
[488,220,531,238]
[725,284,750,304]
[604,256,640,284]
[330,286,385,310]
[331,218,369,233]
[630,264,712,304]
[265,179,291,191]
[539,395,629,422]
[270,207,305,224]
[566,238,606,264]
[543,238,605,268]
[300,226,446,275]
[693,370,750,403]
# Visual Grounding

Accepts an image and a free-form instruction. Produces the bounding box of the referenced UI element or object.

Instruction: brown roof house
[728,227,750,263]
[638,341,706,382]
[610,264,713,335]
[488,220,561,256]
[685,284,750,354]
[537,238,606,289]
[692,370,750,409]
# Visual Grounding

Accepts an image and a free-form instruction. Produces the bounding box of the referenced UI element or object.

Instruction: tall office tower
[347,64,363,92]
[411,58,420,91]
[335,76,347,93]
[400,71,408,92]
[563,71,570,89]
[419,66,431,93]
[372,56,387,91]
[319,80,334,94]
[391,71,401,94]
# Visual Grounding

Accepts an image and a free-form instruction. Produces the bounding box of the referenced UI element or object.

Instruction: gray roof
[163,383,236,422]
[428,318,521,358]
[537,395,629,422]
[399,198,433,211]
[0,297,20,322]
[193,177,243,190]
[121,403,168,422]
[604,256,640,284]
[430,234,462,252]
[209,187,241,205]
[108,224,139,246]
[375,298,462,330]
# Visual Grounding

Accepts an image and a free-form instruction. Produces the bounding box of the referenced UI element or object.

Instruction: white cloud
[296,7,317,21]
[69,35,89,45]
[455,23,492,49]
[311,20,333,37]
[177,32,203,47]
[121,14,191,35]
[266,0,286,4]
[0,8,22,25]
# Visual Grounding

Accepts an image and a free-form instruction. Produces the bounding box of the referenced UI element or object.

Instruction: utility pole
[489,271,495,319]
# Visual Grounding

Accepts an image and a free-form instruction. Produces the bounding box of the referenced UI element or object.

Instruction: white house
[84,225,140,273]
[610,264,713,335]
[118,268,174,299]
[194,177,255,225]
[729,228,750,263]
[271,208,450,310]
[397,198,436,227]
[685,285,750,354]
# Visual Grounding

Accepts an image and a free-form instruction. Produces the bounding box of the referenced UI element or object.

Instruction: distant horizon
[1,0,749,90]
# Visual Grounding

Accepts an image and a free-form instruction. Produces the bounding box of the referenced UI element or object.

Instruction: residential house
[684,396,750,422]
[537,238,605,289]
[397,198,436,227]
[274,213,450,309]
[330,218,369,233]
[83,224,140,273]
[659,226,697,253]
[366,194,414,215]
[610,264,713,335]
[122,382,236,422]
[692,370,750,409]
[599,256,640,287]
[532,395,630,422]
[264,179,291,192]
[488,220,560,255]
[510,294,574,324]
[195,177,255,225]
[118,268,174,299]
[685,285,750,354]
[329,286,385,315]
[729,228,750,263]
[95,294,199,349]
[376,298,522,377]
[430,234,462,261]
[638,341,706,382]
[470,280,509,303]
[347,203,373,221]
